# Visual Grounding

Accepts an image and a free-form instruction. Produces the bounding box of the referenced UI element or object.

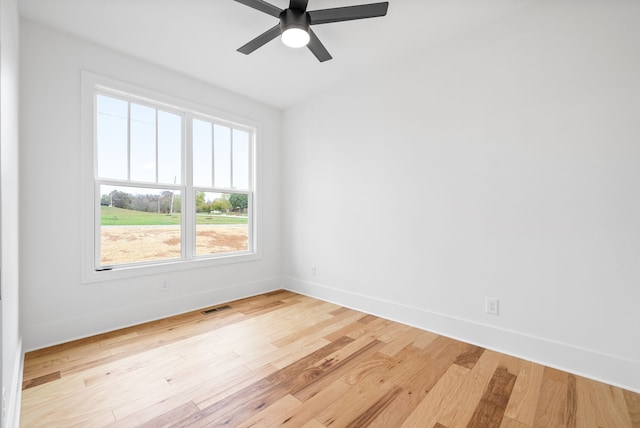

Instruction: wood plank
[22,371,61,390]
[138,401,200,428]
[331,317,392,342]
[272,308,363,348]
[301,419,326,428]
[162,348,237,387]
[410,329,439,349]
[466,366,517,428]
[191,364,277,411]
[576,374,633,428]
[321,319,367,342]
[379,326,425,357]
[339,350,396,387]
[438,349,503,427]
[108,394,203,427]
[499,416,530,428]
[625,389,640,428]
[358,314,378,324]
[565,373,578,428]
[453,345,485,369]
[279,380,352,426]
[504,359,545,426]
[329,306,351,316]
[238,299,287,315]
[68,410,117,427]
[534,376,567,427]
[399,363,470,427]
[254,336,331,370]
[234,394,302,428]
[315,380,402,427]
[596,381,634,428]
[23,348,113,382]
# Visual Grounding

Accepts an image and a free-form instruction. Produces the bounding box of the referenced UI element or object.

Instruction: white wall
[283,0,640,392]
[1,0,22,425]
[19,21,282,351]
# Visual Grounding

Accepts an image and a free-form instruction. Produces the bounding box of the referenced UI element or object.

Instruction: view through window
[95,92,254,268]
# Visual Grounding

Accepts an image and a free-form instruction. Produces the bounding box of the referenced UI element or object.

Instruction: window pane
[158,111,182,185]
[232,129,250,190]
[130,103,156,182]
[192,119,212,187]
[195,191,248,256]
[214,124,231,188]
[97,95,128,180]
[100,185,182,266]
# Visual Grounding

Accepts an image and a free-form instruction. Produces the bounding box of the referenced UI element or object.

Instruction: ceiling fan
[233,0,389,62]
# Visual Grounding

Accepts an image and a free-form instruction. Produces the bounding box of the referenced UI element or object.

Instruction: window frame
[81,71,261,284]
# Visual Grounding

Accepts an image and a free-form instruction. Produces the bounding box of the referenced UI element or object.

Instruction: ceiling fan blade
[289,0,308,11]
[307,29,332,62]
[308,2,388,25]
[233,0,282,18]
[237,24,282,55]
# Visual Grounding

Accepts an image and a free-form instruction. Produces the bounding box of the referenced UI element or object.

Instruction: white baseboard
[283,276,640,394]
[23,276,282,352]
[5,338,23,428]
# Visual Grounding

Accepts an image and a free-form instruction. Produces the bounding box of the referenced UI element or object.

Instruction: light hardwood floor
[20,290,640,427]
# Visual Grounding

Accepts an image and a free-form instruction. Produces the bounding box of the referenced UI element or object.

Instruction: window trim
[81,71,262,284]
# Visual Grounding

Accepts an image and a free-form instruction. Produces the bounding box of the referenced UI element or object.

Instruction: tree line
[195,192,248,213]
[101,190,248,214]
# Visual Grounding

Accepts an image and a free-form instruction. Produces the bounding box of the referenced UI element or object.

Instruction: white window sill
[82,251,261,284]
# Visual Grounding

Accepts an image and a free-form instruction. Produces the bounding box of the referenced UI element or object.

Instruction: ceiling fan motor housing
[280,8,310,34]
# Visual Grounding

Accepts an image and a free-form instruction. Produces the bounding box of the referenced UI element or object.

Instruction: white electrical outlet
[486,298,499,315]
[160,280,170,291]
[311,266,316,276]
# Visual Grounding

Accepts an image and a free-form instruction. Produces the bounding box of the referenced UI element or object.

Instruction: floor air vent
[201,305,231,315]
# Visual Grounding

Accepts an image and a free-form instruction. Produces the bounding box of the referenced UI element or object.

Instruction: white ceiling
[18,0,537,109]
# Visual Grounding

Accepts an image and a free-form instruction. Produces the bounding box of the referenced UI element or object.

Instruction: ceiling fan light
[281,27,310,48]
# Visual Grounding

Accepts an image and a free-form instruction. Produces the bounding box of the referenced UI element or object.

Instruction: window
[82,72,258,281]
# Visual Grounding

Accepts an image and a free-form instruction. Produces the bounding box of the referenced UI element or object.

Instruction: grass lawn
[101,206,248,225]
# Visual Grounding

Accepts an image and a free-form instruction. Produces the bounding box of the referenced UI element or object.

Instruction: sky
[96,93,250,201]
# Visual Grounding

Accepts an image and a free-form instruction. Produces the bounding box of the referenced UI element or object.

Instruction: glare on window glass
[232,129,250,190]
[214,124,231,188]
[130,103,156,183]
[192,119,212,187]
[158,111,182,185]
[97,95,128,180]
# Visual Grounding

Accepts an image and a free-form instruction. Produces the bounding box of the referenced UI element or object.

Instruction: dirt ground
[100,225,248,265]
